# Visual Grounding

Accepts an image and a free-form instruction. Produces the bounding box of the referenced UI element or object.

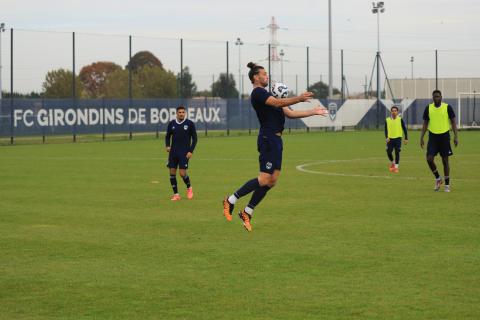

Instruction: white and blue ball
[271,82,289,98]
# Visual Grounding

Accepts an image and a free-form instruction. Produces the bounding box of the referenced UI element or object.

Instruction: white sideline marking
[295,158,474,181]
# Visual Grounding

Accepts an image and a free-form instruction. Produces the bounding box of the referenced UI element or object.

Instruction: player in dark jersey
[223,62,329,231]
[420,90,458,192]
[165,106,197,201]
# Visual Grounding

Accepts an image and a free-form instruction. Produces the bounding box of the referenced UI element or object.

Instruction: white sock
[244,206,254,216]
[395,163,399,168]
[228,194,238,205]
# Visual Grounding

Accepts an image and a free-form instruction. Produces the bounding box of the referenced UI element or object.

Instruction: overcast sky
[1,0,479,94]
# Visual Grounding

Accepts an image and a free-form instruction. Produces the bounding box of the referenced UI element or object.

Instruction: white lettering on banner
[159,109,169,123]
[14,110,23,127]
[211,108,220,122]
[23,110,34,127]
[104,108,115,124]
[169,108,176,121]
[38,110,48,126]
[89,109,100,125]
[12,106,223,128]
[65,109,76,126]
[128,109,138,124]
[138,108,146,124]
[54,109,65,126]
[150,109,159,124]
[115,109,124,124]
[194,108,204,122]
[188,108,195,119]
[77,109,88,126]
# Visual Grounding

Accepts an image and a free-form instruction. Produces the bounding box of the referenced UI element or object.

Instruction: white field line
[295,157,476,181]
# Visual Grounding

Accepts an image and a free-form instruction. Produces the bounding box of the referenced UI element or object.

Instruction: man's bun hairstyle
[247,62,264,83]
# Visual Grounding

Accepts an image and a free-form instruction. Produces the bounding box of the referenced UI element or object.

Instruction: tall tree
[42,69,84,98]
[126,51,163,72]
[307,81,340,99]
[79,62,122,98]
[104,66,177,99]
[177,67,197,98]
[212,73,238,98]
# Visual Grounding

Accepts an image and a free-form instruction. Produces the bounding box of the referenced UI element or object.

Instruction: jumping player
[223,62,329,232]
[385,105,408,173]
[420,90,458,192]
[165,106,197,200]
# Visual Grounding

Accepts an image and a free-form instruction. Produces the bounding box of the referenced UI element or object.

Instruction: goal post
[457,92,480,128]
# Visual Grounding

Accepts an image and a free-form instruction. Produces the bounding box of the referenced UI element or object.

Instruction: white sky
[1,0,479,94]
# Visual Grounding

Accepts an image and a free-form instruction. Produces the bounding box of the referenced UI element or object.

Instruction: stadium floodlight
[279,49,285,82]
[410,56,414,79]
[0,23,5,100]
[235,37,243,101]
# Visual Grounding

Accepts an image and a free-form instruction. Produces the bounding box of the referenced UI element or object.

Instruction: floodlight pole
[410,56,414,79]
[235,37,243,101]
[279,49,285,82]
[328,0,333,99]
[0,23,5,100]
[372,2,385,129]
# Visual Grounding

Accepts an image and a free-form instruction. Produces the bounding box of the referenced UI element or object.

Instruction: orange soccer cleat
[223,197,234,221]
[389,163,395,172]
[393,167,399,173]
[170,194,181,201]
[238,210,252,232]
[187,187,194,200]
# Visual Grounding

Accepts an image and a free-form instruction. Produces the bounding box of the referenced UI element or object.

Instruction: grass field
[1,130,480,319]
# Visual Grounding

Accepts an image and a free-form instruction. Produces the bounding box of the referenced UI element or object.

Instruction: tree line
[3,51,339,99]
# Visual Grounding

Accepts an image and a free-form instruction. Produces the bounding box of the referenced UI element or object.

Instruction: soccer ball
[271,82,289,98]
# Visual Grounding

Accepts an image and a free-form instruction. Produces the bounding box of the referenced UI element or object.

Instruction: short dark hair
[176,105,186,111]
[432,89,442,96]
[391,105,399,111]
[247,62,264,83]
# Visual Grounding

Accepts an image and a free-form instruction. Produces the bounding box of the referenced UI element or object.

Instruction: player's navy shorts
[257,133,283,174]
[386,137,402,152]
[427,132,453,157]
[167,150,189,169]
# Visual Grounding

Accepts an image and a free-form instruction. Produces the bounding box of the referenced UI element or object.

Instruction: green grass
[1,131,479,319]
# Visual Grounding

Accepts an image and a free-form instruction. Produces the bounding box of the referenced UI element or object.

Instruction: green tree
[212,73,238,98]
[79,62,122,98]
[126,51,163,72]
[104,66,177,99]
[177,67,197,98]
[42,69,84,98]
[307,81,340,99]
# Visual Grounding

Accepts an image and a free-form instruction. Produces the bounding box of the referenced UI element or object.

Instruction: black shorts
[427,132,453,157]
[167,151,189,169]
[386,138,402,153]
[258,133,283,174]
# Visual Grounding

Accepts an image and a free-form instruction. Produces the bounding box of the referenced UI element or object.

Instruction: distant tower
[263,16,282,81]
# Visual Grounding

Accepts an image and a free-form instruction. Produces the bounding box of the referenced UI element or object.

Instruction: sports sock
[445,176,450,185]
[234,178,260,199]
[432,169,440,179]
[182,175,191,188]
[395,163,399,168]
[247,185,271,212]
[170,175,178,194]
[228,194,238,205]
[244,206,254,217]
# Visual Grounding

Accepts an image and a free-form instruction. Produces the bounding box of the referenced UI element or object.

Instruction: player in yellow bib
[384,105,408,173]
[420,90,459,192]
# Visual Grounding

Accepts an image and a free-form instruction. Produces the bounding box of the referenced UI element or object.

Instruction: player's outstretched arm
[283,106,328,119]
[265,91,314,108]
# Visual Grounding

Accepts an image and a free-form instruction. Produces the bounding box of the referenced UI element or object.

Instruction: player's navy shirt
[251,87,285,134]
[165,118,197,153]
